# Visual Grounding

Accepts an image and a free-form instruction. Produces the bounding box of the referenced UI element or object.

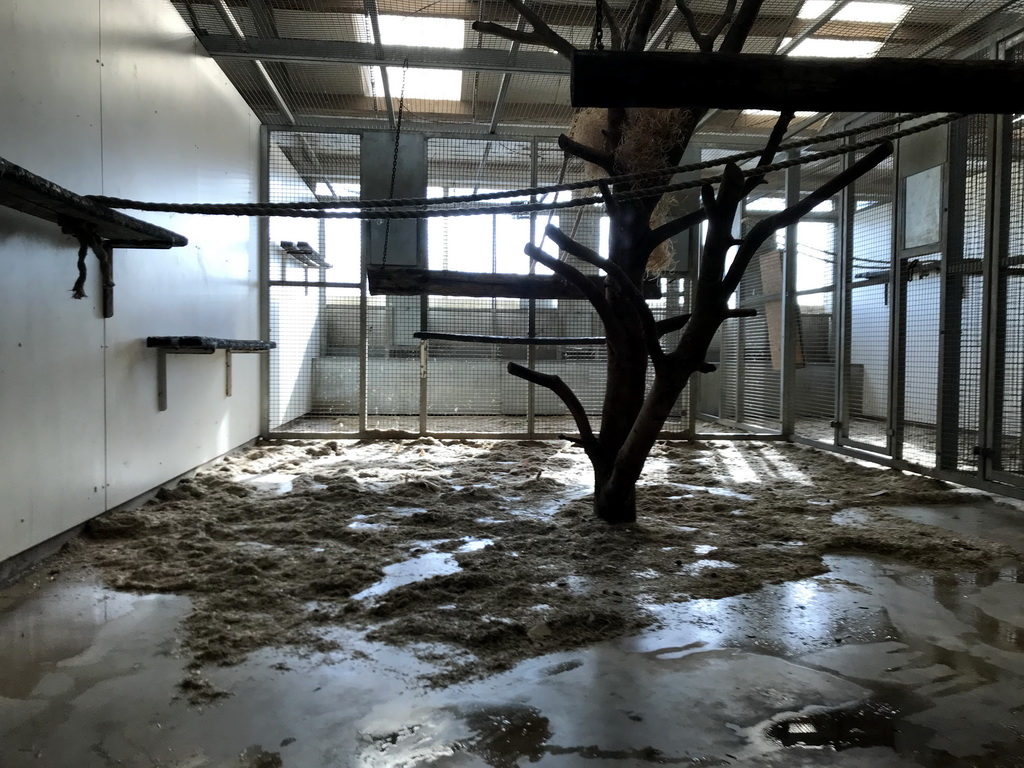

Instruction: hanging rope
[63,224,113,300]
[88,112,962,219]
[380,58,408,271]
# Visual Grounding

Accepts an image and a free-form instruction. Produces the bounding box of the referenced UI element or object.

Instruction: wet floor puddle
[763,700,899,751]
[352,538,494,601]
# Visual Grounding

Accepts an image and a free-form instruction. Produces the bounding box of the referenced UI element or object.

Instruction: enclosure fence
[265,41,1024,499]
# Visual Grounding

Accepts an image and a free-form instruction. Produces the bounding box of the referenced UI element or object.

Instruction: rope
[88,112,962,219]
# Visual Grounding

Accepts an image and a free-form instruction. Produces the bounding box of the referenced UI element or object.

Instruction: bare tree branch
[723,141,894,294]
[524,243,626,342]
[644,208,707,252]
[472,20,574,57]
[655,307,756,336]
[698,162,747,283]
[744,109,794,193]
[676,0,715,52]
[625,0,664,51]
[558,133,614,175]
[508,362,599,452]
[705,0,738,43]
[601,0,623,50]
[718,0,764,53]
[472,0,575,58]
[545,223,667,371]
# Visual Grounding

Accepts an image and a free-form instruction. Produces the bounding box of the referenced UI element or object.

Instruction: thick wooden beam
[570,50,1024,112]
[368,267,662,299]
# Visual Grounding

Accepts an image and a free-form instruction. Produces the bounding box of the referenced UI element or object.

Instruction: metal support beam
[202,35,570,75]
[645,7,678,51]
[364,0,396,128]
[780,152,800,438]
[489,17,527,134]
[212,1,296,124]
[774,1,846,55]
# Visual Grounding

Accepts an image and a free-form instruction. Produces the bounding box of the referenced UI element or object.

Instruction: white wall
[0,0,261,562]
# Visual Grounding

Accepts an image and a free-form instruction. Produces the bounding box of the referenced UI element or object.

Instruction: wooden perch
[414,331,605,345]
[570,50,1024,111]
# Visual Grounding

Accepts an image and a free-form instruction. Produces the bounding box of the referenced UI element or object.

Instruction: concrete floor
[2,503,1024,767]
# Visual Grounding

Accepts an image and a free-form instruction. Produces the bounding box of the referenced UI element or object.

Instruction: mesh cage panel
[902,261,941,468]
[173,0,1024,138]
[944,111,989,472]
[268,131,362,435]
[788,147,843,443]
[844,127,896,452]
[994,41,1024,475]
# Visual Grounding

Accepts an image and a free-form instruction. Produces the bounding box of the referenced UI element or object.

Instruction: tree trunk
[593,464,638,523]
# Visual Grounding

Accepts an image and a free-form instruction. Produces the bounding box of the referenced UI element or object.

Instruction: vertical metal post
[527,137,538,436]
[888,141,907,460]
[983,108,1011,476]
[318,217,328,368]
[938,122,965,472]
[836,139,855,443]
[258,124,272,437]
[781,152,800,438]
[419,295,428,435]
[358,222,369,435]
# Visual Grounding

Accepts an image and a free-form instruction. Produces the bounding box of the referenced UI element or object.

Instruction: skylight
[742,109,818,116]
[368,15,465,102]
[797,1,911,24]
[782,37,883,57]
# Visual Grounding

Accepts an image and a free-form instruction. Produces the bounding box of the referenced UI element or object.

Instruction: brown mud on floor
[54,438,1018,691]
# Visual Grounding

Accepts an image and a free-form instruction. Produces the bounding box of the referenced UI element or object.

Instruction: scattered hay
[55,439,1015,691]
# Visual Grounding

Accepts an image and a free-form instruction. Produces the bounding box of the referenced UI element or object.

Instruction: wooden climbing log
[570,50,1024,112]
[368,267,663,299]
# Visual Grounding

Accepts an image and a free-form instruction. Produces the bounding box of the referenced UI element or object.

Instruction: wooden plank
[368,267,663,299]
[0,156,188,249]
[147,336,276,352]
[414,331,606,345]
[758,251,803,371]
[570,50,1024,112]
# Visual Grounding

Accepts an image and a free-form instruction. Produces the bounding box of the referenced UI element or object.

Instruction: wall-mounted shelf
[0,156,188,317]
[279,240,330,269]
[146,336,276,412]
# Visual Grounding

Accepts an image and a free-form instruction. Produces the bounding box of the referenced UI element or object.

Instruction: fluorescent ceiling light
[782,37,883,57]
[797,1,911,23]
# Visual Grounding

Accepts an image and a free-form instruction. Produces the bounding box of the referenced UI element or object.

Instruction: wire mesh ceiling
[172,0,1024,140]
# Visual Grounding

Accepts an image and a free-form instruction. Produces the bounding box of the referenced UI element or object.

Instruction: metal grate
[171,0,1024,138]
[844,128,896,452]
[993,41,1024,475]
[267,131,362,434]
